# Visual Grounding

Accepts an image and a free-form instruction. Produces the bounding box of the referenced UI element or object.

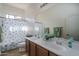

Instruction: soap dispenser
[66,34,74,48]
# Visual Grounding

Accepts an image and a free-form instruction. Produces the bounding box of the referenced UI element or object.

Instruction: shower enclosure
[0,17,34,52]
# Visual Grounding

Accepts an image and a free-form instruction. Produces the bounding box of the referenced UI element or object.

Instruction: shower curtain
[1,18,34,51]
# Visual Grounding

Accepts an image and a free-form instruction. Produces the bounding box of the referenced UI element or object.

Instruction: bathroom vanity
[26,38,57,56]
[25,37,79,56]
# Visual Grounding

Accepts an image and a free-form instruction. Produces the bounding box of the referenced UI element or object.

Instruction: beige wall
[36,3,79,37]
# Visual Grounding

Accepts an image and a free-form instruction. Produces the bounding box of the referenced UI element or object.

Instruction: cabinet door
[49,51,58,56]
[29,41,36,56]
[26,39,30,55]
[36,45,48,56]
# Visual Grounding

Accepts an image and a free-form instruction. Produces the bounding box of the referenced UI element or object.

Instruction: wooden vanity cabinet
[36,45,48,56]
[26,39,58,56]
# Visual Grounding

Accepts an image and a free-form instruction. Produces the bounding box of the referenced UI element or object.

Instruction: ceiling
[6,3,57,12]
[5,3,57,17]
[6,3,41,10]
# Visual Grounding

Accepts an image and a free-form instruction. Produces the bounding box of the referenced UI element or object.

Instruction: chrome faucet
[45,34,54,40]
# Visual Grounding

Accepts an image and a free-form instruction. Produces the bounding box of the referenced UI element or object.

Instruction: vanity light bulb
[22,26,29,32]
[35,27,39,31]
[9,27,17,32]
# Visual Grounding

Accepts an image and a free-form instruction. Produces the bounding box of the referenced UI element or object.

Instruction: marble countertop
[25,37,79,56]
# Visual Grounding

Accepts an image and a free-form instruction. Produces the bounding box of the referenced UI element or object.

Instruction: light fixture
[15,16,22,19]
[22,26,29,32]
[35,26,39,32]
[9,26,18,32]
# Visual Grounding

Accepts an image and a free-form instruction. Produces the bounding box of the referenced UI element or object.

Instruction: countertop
[25,37,79,56]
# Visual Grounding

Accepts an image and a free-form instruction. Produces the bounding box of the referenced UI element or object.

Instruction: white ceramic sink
[46,38,79,52]
[56,39,79,52]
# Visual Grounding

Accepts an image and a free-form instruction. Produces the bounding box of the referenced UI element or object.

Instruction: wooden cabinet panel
[49,51,58,56]
[26,39,30,55]
[29,41,36,56]
[36,45,48,56]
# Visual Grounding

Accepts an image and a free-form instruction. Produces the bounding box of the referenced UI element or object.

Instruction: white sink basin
[45,38,79,52]
[54,39,79,52]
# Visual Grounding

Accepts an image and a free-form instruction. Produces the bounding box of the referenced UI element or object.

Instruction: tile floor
[0,48,28,56]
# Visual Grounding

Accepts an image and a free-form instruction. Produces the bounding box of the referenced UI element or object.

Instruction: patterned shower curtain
[1,18,34,51]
